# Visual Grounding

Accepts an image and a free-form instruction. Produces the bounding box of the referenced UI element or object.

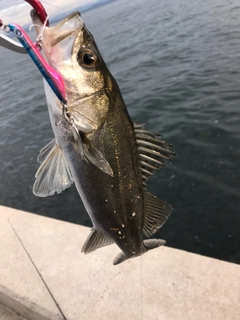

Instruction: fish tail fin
[143,238,166,250]
[113,239,166,265]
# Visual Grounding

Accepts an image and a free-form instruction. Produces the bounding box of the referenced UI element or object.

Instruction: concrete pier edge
[0,205,240,320]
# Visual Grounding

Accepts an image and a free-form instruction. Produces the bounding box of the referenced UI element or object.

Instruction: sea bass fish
[31,11,175,265]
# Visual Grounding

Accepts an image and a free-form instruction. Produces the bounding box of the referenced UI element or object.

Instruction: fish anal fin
[33,142,73,197]
[81,229,114,254]
[143,192,172,237]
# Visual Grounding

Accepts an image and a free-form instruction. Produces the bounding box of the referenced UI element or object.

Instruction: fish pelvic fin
[134,123,176,185]
[33,141,73,197]
[81,228,114,254]
[143,192,172,237]
[113,239,166,265]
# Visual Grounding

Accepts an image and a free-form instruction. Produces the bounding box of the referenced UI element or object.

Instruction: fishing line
[39,0,71,16]
[15,0,71,19]
[21,0,70,14]
[141,255,143,320]
[29,13,49,47]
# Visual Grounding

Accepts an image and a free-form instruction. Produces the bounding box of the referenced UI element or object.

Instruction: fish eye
[77,49,98,69]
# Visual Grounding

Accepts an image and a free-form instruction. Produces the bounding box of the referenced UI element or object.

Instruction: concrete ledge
[0,205,240,320]
[0,207,64,320]
[0,303,27,320]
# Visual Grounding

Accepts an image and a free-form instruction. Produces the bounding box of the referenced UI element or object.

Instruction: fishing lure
[0,0,66,103]
[0,0,85,147]
[9,23,66,103]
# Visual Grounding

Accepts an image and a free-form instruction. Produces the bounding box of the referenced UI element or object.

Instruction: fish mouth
[30,10,84,46]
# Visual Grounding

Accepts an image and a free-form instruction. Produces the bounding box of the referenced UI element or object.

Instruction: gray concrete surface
[0,304,27,320]
[0,205,240,320]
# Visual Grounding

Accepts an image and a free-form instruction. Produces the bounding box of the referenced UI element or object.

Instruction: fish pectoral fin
[71,127,113,177]
[143,192,173,237]
[84,143,114,177]
[134,123,176,186]
[33,142,73,197]
[81,229,114,254]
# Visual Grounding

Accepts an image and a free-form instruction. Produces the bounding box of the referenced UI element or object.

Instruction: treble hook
[56,102,71,126]
[55,102,85,158]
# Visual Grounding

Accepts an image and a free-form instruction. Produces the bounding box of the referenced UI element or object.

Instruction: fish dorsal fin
[81,229,114,254]
[33,142,73,197]
[134,123,175,184]
[143,192,172,237]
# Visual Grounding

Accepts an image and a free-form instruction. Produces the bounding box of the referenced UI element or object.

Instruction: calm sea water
[0,0,240,264]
